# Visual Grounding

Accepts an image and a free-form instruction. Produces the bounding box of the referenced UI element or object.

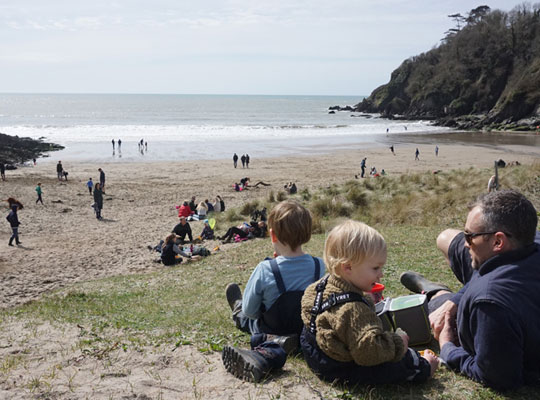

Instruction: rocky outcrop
[0,132,63,165]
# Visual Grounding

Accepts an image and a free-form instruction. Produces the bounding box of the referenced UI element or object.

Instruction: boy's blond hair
[268,200,312,250]
[324,220,386,276]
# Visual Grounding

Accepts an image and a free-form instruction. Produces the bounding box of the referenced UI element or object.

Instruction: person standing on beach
[233,153,238,168]
[435,145,439,157]
[93,183,103,220]
[56,161,63,181]
[112,139,115,151]
[390,145,395,155]
[87,178,93,195]
[6,204,21,246]
[360,157,367,178]
[246,154,250,168]
[415,148,420,161]
[35,183,44,205]
[98,168,106,192]
[118,139,122,150]
[241,154,246,168]
[145,141,148,151]
[0,162,5,181]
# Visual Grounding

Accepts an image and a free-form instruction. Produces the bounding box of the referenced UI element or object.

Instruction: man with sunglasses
[401,190,540,390]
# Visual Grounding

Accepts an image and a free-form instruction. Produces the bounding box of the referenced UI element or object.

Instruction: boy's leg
[226,283,253,334]
[222,342,286,383]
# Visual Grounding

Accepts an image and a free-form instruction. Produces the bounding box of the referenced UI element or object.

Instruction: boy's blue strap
[269,258,286,294]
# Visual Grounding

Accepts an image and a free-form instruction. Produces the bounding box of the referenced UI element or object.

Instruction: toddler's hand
[421,350,440,377]
[395,328,409,349]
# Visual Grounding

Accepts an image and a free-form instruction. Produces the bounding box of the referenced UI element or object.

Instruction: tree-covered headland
[352,4,540,131]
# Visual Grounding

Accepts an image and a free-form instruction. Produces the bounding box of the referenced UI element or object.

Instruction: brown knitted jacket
[301,274,406,366]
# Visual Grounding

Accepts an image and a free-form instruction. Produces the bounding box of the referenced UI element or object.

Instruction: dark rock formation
[0,132,63,165]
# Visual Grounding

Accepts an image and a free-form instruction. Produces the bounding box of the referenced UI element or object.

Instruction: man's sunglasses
[463,231,511,245]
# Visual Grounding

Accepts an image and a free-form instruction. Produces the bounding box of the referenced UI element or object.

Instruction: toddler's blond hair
[324,220,386,276]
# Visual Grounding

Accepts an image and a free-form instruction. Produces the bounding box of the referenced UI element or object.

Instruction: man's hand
[429,300,457,340]
[438,311,458,348]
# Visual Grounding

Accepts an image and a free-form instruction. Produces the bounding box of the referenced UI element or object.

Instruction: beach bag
[375,294,431,346]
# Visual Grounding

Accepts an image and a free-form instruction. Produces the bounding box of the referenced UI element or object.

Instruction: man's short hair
[470,190,538,247]
[324,220,386,277]
[268,200,312,250]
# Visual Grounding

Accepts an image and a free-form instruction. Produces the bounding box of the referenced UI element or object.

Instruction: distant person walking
[56,161,63,181]
[6,204,21,246]
[360,157,367,178]
[390,145,395,155]
[233,153,238,168]
[118,139,122,150]
[35,183,44,204]
[245,154,250,168]
[241,154,246,168]
[415,148,420,161]
[435,145,439,157]
[87,178,93,195]
[0,162,5,181]
[33,158,36,166]
[112,139,115,150]
[145,141,147,151]
[93,183,103,220]
[98,168,106,192]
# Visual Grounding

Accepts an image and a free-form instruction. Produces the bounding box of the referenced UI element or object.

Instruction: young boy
[222,199,325,382]
[35,183,43,204]
[300,220,438,384]
[87,178,93,195]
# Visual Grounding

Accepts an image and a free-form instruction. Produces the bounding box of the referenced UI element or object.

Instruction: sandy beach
[1,140,539,399]
[1,140,540,308]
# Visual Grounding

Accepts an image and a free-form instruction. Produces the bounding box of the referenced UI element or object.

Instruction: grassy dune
[2,163,539,399]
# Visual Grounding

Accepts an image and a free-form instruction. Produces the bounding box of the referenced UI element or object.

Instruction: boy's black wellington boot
[222,346,271,382]
[225,283,242,312]
[8,238,14,246]
[400,271,450,300]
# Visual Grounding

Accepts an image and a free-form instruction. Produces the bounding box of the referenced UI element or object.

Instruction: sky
[0,1,522,95]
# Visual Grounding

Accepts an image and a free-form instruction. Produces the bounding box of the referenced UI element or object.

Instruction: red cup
[369,283,385,303]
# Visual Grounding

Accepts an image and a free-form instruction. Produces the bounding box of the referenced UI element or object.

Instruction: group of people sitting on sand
[176,195,225,221]
[219,191,540,392]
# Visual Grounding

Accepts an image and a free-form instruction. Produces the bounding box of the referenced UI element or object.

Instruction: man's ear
[493,232,510,252]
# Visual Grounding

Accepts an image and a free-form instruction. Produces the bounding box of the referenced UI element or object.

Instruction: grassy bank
[2,163,539,399]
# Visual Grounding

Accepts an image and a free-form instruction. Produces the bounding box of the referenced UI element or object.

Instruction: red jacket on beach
[177,204,192,218]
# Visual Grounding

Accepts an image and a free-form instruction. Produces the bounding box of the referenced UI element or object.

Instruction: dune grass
[2,163,539,399]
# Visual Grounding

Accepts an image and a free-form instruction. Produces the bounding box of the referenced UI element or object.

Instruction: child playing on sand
[300,220,438,384]
[199,219,214,240]
[160,233,192,266]
[87,178,93,195]
[35,183,43,204]
[222,200,326,382]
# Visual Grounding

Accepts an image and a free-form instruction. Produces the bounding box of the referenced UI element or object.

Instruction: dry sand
[0,141,539,399]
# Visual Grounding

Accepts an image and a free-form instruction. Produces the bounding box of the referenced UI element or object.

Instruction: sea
[0,93,528,163]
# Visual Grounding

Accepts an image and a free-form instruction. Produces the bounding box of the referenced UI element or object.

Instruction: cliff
[349,4,540,131]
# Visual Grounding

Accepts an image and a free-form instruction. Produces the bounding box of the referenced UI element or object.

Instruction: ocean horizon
[0,93,466,162]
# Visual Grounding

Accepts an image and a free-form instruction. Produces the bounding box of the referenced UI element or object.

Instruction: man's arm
[187,225,193,242]
[440,302,524,391]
